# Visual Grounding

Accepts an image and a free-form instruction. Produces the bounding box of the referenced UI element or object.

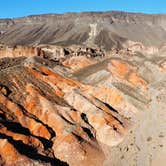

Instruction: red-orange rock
[108,59,148,91]
[62,56,96,72]
[0,50,152,166]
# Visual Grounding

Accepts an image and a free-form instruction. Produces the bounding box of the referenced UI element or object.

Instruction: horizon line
[0,10,166,19]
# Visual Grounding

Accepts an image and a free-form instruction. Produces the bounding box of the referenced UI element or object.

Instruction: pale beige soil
[102,60,166,166]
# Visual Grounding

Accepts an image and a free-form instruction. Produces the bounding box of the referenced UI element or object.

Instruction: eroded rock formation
[0,45,43,58]
[0,42,165,165]
[0,11,165,166]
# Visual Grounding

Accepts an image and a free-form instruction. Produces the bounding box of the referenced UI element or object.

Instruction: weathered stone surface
[0,42,162,165]
[0,11,165,166]
[0,39,165,165]
[1,11,166,50]
[0,45,42,58]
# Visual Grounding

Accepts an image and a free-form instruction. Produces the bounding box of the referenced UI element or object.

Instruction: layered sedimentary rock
[0,43,165,165]
[0,11,165,166]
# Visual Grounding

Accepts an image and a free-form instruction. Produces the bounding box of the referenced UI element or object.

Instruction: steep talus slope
[0,11,166,50]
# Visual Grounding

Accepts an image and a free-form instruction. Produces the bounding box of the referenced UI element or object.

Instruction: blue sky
[0,0,166,18]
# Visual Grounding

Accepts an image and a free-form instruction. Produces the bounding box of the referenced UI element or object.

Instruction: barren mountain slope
[0,11,166,49]
[0,45,165,165]
[0,11,166,166]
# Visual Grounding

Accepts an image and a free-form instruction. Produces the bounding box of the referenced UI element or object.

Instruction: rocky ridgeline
[0,42,165,165]
[0,11,165,166]
[1,11,166,49]
[0,45,106,63]
[0,45,42,58]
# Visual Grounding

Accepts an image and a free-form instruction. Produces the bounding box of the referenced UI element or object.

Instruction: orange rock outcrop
[0,48,151,166]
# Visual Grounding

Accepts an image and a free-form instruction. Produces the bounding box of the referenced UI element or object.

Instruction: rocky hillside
[0,11,166,50]
[0,11,166,166]
[0,44,165,165]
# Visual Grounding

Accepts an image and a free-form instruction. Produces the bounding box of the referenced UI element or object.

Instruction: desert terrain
[0,11,165,166]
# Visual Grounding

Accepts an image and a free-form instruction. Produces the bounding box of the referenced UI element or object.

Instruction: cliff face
[0,11,166,50]
[0,45,42,58]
